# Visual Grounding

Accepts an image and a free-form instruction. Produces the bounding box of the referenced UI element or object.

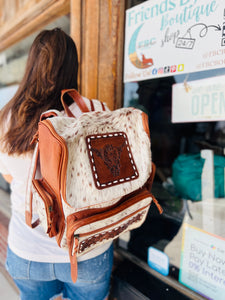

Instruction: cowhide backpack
[25,89,162,282]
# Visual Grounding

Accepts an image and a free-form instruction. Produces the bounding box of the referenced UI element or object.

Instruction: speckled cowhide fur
[25,89,162,283]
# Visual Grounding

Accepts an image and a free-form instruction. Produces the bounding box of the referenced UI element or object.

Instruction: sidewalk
[0,265,19,300]
[0,187,20,299]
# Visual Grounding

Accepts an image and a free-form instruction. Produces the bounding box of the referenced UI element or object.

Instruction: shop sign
[124,0,225,83]
[172,75,225,123]
[179,223,225,300]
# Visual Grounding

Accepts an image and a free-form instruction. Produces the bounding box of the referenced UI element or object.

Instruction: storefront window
[116,1,225,299]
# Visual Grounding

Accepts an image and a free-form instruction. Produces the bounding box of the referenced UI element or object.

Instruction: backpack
[25,89,162,282]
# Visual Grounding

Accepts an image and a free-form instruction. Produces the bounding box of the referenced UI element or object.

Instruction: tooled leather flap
[86,132,139,189]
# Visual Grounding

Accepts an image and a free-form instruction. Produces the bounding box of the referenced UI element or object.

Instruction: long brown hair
[0,28,78,155]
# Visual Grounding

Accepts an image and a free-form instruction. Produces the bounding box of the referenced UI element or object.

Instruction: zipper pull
[151,194,163,214]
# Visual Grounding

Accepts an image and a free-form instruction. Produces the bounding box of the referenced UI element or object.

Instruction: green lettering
[128,11,135,26]
[180,0,190,6]
[219,92,225,113]
[211,92,218,114]
[192,95,199,115]
[201,94,209,114]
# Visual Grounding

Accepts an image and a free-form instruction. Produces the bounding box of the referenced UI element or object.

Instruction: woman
[0,28,113,300]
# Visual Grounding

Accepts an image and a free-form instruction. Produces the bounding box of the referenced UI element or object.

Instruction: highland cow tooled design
[86,132,139,189]
[92,142,125,176]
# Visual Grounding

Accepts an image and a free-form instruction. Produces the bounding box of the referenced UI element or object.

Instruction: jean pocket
[5,247,30,280]
[77,245,113,284]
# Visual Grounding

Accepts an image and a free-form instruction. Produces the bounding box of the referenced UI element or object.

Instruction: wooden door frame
[70,0,125,109]
[0,0,125,109]
[0,0,70,53]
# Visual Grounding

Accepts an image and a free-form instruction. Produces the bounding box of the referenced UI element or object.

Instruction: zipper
[39,120,68,244]
[67,190,157,283]
[68,194,150,269]
[68,187,150,222]
[33,180,53,213]
[68,189,151,238]
[41,120,68,202]
[77,204,149,239]
[32,179,54,232]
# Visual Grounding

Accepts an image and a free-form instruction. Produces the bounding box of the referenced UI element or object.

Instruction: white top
[0,97,111,263]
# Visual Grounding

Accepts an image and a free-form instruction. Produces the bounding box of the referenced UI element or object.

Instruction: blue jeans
[6,245,113,300]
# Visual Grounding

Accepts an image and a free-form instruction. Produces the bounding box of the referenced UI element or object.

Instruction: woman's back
[0,28,113,300]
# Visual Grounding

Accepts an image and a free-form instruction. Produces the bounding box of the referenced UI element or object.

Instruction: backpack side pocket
[32,179,58,237]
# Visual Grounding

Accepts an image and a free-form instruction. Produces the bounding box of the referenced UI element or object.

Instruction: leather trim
[40,111,59,121]
[38,119,68,244]
[25,212,40,228]
[78,205,149,239]
[25,211,32,227]
[67,187,150,222]
[67,235,78,283]
[32,179,58,236]
[41,120,68,205]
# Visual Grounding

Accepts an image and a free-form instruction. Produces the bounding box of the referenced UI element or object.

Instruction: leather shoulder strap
[25,143,40,228]
[100,101,106,111]
[61,89,90,116]
[89,99,95,111]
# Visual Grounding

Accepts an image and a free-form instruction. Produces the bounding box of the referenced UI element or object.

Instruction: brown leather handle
[61,89,90,117]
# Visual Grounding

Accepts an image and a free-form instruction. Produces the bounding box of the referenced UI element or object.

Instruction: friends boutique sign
[124,0,225,82]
